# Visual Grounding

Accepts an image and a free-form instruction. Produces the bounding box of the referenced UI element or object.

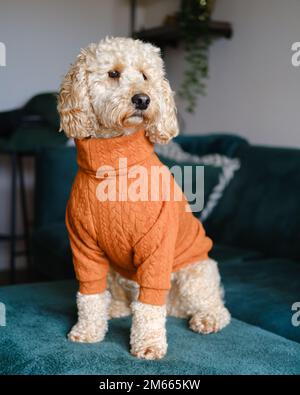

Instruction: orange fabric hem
[173,253,210,273]
[139,287,169,306]
[79,278,107,295]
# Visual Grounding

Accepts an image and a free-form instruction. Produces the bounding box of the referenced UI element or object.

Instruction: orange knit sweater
[66,129,212,305]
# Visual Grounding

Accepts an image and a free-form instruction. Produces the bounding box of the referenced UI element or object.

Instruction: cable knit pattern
[66,129,213,305]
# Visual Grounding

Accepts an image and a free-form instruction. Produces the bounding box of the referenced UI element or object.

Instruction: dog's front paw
[189,307,231,334]
[131,336,167,360]
[130,301,167,360]
[68,291,111,343]
[68,321,106,343]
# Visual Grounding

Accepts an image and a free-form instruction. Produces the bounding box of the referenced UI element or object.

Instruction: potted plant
[178,0,216,113]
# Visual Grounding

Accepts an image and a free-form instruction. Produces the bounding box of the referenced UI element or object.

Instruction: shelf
[133,21,233,47]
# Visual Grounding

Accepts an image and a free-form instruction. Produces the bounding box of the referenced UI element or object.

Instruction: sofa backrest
[175,133,248,158]
[23,92,60,130]
[206,144,300,260]
[34,146,77,228]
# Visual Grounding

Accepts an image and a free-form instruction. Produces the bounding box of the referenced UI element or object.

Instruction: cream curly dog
[58,37,230,360]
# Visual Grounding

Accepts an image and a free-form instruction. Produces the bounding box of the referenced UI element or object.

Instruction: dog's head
[58,37,178,144]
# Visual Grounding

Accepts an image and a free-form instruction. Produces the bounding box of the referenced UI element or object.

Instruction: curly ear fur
[146,78,179,145]
[57,51,99,139]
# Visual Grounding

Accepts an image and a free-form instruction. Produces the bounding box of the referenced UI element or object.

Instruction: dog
[58,37,230,360]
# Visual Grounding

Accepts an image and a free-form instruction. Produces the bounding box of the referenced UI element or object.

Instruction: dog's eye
[108,70,120,79]
[142,73,147,81]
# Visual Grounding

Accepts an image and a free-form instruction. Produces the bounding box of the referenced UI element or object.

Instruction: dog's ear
[146,78,179,144]
[57,52,98,139]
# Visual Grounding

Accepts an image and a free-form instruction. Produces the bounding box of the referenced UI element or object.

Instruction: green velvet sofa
[1,133,300,375]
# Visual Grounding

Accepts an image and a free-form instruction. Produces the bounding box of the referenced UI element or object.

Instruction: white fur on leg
[109,300,131,318]
[130,301,167,360]
[173,259,231,334]
[68,291,111,343]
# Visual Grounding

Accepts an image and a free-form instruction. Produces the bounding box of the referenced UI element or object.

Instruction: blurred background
[0,0,300,284]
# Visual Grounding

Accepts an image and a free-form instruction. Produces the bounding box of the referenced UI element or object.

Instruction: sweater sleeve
[66,186,109,295]
[133,200,179,305]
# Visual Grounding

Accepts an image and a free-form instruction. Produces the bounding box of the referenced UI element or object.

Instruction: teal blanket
[0,281,300,375]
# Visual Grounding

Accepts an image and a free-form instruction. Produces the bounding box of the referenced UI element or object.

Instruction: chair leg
[10,153,17,284]
[18,155,31,276]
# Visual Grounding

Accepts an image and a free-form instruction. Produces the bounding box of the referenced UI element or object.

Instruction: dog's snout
[131,93,150,110]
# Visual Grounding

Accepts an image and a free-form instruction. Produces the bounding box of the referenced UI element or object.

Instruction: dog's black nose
[131,93,150,110]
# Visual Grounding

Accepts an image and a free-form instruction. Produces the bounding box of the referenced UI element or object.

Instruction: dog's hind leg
[107,270,134,318]
[174,259,231,334]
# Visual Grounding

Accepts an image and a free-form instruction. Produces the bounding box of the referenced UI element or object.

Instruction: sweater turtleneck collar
[75,128,155,175]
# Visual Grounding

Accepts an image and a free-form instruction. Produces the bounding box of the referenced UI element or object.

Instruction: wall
[0,0,130,110]
[143,0,300,148]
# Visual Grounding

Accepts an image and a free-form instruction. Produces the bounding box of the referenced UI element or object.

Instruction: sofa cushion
[156,142,240,221]
[220,257,300,343]
[32,222,74,279]
[0,280,299,375]
[210,244,263,263]
[35,146,77,228]
[157,154,223,219]
[206,145,300,260]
